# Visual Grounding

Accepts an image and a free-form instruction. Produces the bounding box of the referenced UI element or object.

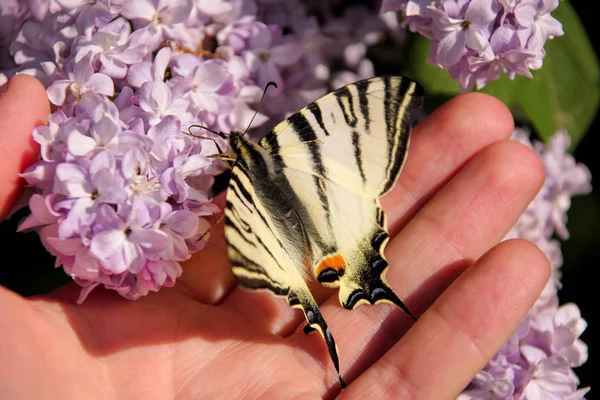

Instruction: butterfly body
[223,76,424,386]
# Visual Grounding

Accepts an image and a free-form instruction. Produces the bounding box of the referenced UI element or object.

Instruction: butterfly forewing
[259,76,422,198]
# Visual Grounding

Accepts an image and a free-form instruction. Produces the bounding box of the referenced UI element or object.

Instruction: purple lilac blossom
[381,0,564,91]
[6,0,274,301]
[251,1,408,127]
[0,1,26,83]
[459,128,591,399]
[506,128,592,310]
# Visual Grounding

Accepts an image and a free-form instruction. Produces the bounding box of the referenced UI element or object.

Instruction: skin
[0,75,550,399]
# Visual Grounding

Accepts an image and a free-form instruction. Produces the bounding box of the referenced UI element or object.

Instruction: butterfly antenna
[186,124,226,138]
[197,213,226,243]
[185,125,227,155]
[243,81,278,135]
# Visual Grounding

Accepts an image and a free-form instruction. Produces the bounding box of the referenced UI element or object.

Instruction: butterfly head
[227,131,242,147]
[227,131,246,157]
[227,131,266,162]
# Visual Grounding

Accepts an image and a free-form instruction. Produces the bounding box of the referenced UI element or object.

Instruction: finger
[0,75,50,219]
[340,239,550,399]
[177,192,238,305]
[387,140,545,314]
[219,94,515,334]
[293,139,545,387]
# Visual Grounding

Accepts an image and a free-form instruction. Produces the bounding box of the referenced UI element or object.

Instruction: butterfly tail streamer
[288,290,347,389]
[376,285,418,321]
[341,277,417,321]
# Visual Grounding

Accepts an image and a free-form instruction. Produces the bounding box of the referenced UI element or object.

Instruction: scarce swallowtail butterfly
[221,76,423,387]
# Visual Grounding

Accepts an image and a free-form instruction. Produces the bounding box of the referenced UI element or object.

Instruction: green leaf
[516,1,600,149]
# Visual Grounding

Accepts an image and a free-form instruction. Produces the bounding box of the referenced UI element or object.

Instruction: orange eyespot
[317,254,347,276]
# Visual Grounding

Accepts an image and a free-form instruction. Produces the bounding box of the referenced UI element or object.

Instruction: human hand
[0,75,550,399]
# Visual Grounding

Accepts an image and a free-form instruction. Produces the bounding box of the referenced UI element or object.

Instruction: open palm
[0,75,550,399]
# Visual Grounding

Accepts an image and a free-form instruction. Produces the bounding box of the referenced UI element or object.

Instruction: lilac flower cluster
[1,0,403,302]
[460,129,591,399]
[459,303,589,399]
[507,129,592,309]
[381,0,564,91]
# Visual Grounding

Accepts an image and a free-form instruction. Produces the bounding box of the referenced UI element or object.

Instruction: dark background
[553,0,598,390]
[0,0,597,392]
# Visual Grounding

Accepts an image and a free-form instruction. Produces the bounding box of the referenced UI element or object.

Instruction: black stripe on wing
[307,101,329,136]
[228,175,254,212]
[382,76,405,192]
[352,130,366,184]
[381,76,423,194]
[376,207,386,227]
[224,209,253,242]
[225,200,251,230]
[312,176,335,241]
[355,78,371,132]
[224,214,285,273]
[267,130,285,166]
[288,111,327,178]
[228,244,290,296]
[228,169,288,252]
[334,85,358,128]
[249,129,286,167]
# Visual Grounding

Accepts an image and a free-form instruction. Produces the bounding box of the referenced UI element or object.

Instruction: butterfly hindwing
[280,168,416,319]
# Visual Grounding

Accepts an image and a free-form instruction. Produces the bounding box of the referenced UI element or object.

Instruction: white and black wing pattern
[223,76,423,387]
[256,76,423,310]
[259,76,423,198]
[224,139,345,386]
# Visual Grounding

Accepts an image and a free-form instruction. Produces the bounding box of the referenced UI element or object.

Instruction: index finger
[0,75,50,219]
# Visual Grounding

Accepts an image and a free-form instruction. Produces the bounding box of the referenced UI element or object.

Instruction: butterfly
[222,76,423,387]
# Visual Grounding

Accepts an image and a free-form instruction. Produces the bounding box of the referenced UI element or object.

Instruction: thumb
[0,74,51,219]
